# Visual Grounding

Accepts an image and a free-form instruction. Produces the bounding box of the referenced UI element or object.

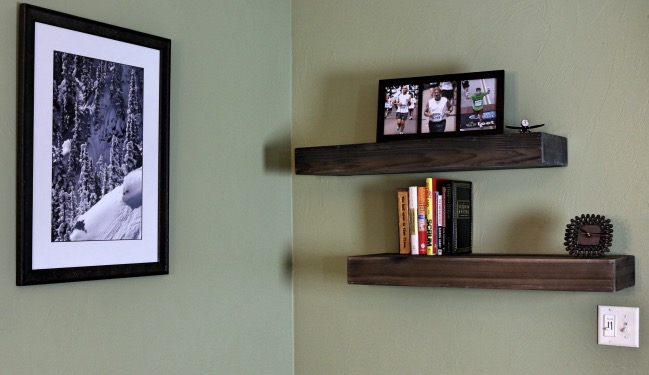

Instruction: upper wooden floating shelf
[347,253,635,292]
[295,132,567,176]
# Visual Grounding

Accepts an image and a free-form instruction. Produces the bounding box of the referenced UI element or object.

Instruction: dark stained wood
[347,254,634,292]
[295,132,567,176]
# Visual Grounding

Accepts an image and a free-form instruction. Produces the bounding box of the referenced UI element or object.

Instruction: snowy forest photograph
[51,51,144,243]
[17,5,170,285]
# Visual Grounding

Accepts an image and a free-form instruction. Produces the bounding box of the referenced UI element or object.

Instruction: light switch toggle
[603,314,616,337]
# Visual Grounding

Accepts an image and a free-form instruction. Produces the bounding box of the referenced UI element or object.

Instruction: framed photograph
[376,70,504,142]
[17,4,170,285]
[378,79,420,137]
[420,80,458,134]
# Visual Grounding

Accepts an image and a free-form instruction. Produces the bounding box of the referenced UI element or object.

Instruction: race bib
[474,99,483,106]
[399,105,408,111]
[431,113,443,122]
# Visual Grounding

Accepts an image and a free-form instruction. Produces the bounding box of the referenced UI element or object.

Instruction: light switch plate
[598,305,639,347]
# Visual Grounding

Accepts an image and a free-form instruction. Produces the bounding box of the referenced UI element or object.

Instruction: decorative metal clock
[564,214,613,258]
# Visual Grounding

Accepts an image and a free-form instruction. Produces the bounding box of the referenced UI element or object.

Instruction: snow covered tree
[122,69,143,174]
[78,56,94,105]
[53,52,63,86]
[51,188,61,241]
[52,187,78,242]
[53,186,76,242]
[109,63,126,136]
[58,52,77,137]
[76,144,98,216]
[106,135,124,192]
[66,100,84,181]
[53,79,60,113]
[53,190,69,241]
[52,52,63,113]
[93,60,108,131]
[51,140,66,240]
[52,142,65,191]
[95,155,107,197]
[122,138,137,175]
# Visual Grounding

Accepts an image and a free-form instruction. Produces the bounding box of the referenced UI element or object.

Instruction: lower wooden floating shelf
[347,253,635,292]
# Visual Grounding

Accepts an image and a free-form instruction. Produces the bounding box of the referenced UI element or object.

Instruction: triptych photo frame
[377,70,504,142]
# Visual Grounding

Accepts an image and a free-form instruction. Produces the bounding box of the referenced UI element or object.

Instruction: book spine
[417,186,427,255]
[445,181,455,255]
[397,188,410,254]
[454,181,473,254]
[427,178,447,255]
[445,180,473,255]
[425,178,435,256]
[408,186,419,255]
[436,192,443,255]
[440,186,447,255]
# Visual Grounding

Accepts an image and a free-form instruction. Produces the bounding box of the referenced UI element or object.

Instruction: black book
[444,180,472,255]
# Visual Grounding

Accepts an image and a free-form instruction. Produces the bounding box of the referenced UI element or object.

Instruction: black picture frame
[17,4,170,285]
[376,70,504,142]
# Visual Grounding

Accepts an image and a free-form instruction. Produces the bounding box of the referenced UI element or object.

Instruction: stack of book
[397,178,472,256]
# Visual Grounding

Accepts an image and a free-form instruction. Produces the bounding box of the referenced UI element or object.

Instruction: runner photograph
[459,78,498,131]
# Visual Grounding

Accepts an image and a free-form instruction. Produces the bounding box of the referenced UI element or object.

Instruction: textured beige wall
[292,1,649,374]
[0,1,292,374]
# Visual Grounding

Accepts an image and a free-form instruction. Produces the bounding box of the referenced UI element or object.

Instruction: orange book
[397,188,410,254]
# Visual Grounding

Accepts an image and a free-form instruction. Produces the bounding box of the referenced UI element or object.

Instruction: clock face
[577,224,604,246]
[564,214,613,258]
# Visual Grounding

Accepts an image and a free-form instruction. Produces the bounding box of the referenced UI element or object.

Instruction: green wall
[3,0,649,374]
[0,1,292,374]
[292,1,649,374]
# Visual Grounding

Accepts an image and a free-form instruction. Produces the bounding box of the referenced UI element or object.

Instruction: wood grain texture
[347,253,634,292]
[295,132,567,176]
